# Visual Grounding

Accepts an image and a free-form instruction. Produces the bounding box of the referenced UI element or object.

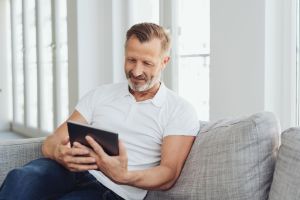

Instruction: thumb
[118,140,127,159]
[61,136,70,145]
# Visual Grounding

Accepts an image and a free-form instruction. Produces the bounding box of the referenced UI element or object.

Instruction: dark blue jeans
[0,158,124,200]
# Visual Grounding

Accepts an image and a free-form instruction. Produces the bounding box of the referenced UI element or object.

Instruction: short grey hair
[125,22,171,56]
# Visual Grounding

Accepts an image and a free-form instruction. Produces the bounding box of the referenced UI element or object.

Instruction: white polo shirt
[75,82,200,200]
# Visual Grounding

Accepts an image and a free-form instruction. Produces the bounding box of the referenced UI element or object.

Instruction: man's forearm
[123,165,178,190]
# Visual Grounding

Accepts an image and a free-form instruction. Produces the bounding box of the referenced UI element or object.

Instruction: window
[160,0,210,121]
[10,0,68,136]
[177,0,210,121]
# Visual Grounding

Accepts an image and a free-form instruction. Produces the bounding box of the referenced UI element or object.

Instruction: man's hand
[53,136,98,172]
[74,136,129,184]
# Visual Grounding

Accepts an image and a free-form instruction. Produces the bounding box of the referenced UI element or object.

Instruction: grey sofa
[1,112,300,200]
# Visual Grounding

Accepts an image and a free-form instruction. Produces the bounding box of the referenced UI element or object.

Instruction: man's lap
[0,158,123,200]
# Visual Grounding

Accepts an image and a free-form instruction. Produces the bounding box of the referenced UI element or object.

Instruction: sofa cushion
[145,112,280,200]
[0,137,44,185]
[268,127,300,200]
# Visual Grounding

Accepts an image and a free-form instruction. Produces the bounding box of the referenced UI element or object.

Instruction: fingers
[73,148,89,156]
[86,136,107,158]
[57,142,98,171]
[73,142,91,151]
[63,145,89,157]
[69,164,98,172]
[64,155,96,165]
[61,150,98,172]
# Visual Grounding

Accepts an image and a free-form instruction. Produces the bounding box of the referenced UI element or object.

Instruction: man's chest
[91,100,165,143]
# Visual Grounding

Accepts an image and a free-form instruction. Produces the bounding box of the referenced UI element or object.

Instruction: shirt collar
[150,82,166,107]
[121,82,131,97]
[120,82,167,107]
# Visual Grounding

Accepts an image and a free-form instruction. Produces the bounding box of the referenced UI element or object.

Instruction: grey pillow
[145,112,280,200]
[268,127,300,200]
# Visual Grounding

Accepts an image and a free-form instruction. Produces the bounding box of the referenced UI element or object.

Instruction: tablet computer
[67,120,119,156]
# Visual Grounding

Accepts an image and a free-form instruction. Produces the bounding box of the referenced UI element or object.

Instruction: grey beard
[128,73,161,92]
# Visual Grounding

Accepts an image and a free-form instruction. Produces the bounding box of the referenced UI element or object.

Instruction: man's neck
[129,82,161,102]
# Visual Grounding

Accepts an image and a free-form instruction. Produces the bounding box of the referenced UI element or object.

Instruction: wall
[77,0,113,95]
[0,0,11,131]
[210,0,266,120]
[68,0,115,111]
[210,0,294,129]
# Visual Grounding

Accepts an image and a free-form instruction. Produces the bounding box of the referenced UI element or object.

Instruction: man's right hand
[42,111,98,172]
[53,137,98,172]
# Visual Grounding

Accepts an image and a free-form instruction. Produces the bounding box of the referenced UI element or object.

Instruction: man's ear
[162,56,170,69]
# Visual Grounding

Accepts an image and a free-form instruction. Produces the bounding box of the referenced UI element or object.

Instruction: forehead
[125,36,162,58]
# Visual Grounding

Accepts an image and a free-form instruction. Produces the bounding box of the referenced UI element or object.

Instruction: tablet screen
[67,121,119,156]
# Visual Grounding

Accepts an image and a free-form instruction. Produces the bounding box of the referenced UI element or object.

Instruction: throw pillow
[145,112,280,200]
[268,127,300,200]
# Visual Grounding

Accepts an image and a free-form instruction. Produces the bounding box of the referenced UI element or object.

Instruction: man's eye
[144,62,152,66]
[128,58,136,63]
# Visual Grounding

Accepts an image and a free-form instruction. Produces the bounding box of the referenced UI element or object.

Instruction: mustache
[128,72,147,80]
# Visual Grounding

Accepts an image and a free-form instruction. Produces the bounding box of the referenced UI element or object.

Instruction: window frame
[10,0,69,137]
[160,0,210,120]
[281,0,297,128]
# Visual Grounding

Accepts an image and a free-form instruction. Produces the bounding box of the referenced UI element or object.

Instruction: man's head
[124,23,171,92]
[125,23,171,57]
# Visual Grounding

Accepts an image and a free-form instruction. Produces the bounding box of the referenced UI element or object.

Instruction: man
[0,22,199,200]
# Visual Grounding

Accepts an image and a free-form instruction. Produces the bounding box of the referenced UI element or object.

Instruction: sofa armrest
[0,137,45,185]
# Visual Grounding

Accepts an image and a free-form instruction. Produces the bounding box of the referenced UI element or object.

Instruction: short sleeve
[75,88,98,124]
[164,101,200,137]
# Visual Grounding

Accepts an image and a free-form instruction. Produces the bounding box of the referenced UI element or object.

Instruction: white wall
[0,0,11,131]
[210,0,266,120]
[112,0,128,83]
[68,0,115,111]
[210,0,294,129]
[77,0,113,95]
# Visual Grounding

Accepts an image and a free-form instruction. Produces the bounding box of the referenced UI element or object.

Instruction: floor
[0,131,28,140]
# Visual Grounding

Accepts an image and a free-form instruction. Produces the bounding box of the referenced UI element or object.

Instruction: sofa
[0,112,300,200]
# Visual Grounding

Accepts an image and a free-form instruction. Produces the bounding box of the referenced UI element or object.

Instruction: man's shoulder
[164,87,190,107]
[162,86,197,116]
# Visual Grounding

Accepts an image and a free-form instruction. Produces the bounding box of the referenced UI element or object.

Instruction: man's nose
[131,62,143,77]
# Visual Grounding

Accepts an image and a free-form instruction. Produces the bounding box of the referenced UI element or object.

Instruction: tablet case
[67,121,119,156]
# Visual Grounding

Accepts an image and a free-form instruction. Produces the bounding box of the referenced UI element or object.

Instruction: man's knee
[0,158,70,199]
[6,158,63,182]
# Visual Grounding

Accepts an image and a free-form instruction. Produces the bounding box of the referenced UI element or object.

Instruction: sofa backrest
[146,112,281,200]
[0,137,44,185]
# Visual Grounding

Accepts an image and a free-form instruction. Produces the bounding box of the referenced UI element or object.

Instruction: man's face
[124,35,169,92]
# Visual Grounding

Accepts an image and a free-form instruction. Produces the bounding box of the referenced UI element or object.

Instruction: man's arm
[42,110,98,172]
[83,135,195,190]
[126,135,195,190]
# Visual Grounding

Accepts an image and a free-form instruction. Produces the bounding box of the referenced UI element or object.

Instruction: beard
[126,71,161,92]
